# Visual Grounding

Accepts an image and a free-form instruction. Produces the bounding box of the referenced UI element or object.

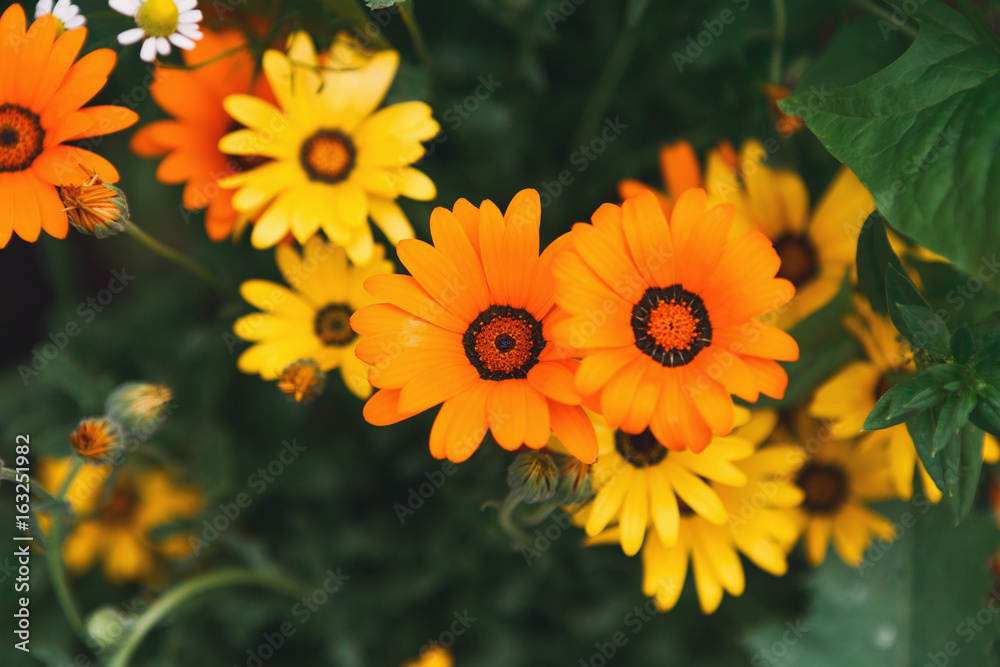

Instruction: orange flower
[550,189,799,453]
[351,189,598,464]
[130,28,273,241]
[0,5,137,248]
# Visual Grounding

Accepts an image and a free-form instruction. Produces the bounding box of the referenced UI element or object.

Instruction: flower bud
[86,606,128,651]
[68,417,124,464]
[59,168,129,238]
[507,451,559,504]
[276,359,326,403]
[106,383,173,437]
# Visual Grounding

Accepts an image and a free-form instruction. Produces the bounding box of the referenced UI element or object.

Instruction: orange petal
[32,145,119,185]
[363,389,416,426]
[397,362,481,414]
[527,360,580,405]
[441,381,492,462]
[452,197,481,256]
[363,274,468,333]
[501,189,541,309]
[396,238,484,324]
[742,356,788,400]
[600,356,649,427]
[684,370,735,437]
[39,49,116,127]
[660,141,702,198]
[621,190,675,288]
[489,380,528,450]
[522,385,551,449]
[549,402,598,463]
[31,22,87,112]
[11,171,41,243]
[14,14,58,108]
[428,206,490,310]
[28,172,66,239]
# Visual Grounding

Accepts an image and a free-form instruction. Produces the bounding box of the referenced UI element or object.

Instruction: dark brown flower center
[796,463,848,513]
[632,285,712,367]
[875,375,893,402]
[315,304,355,346]
[300,130,355,183]
[463,305,545,381]
[0,104,44,173]
[614,428,668,468]
[103,484,139,525]
[774,234,818,286]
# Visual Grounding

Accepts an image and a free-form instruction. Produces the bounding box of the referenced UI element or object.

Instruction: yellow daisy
[233,236,392,399]
[39,458,203,585]
[789,435,899,567]
[219,32,439,263]
[402,645,452,667]
[587,427,804,614]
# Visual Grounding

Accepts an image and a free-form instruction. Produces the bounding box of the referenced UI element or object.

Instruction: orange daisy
[550,189,799,454]
[0,4,137,248]
[351,189,598,464]
[130,28,274,241]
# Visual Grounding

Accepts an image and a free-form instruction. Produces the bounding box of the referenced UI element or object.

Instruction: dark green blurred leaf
[950,326,976,364]
[895,304,951,359]
[909,409,945,490]
[625,0,650,27]
[886,267,939,354]
[856,213,908,315]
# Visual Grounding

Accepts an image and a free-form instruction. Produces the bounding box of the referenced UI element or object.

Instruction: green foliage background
[1,0,1000,665]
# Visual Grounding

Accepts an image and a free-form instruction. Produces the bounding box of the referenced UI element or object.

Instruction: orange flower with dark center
[352,189,598,464]
[0,5,137,248]
[130,28,274,240]
[551,189,799,453]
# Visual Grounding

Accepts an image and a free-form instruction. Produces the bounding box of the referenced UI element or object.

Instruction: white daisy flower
[110,0,203,63]
[35,0,86,31]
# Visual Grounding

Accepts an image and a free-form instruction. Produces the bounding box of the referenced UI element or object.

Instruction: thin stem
[493,494,534,548]
[954,0,1000,55]
[854,0,918,39]
[570,25,640,152]
[107,569,304,667]
[399,0,432,71]
[48,457,90,645]
[0,468,60,506]
[124,221,231,296]
[768,0,787,84]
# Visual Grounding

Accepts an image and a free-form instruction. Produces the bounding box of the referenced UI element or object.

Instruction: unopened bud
[68,417,124,464]
[105,383,173,437]
[59,167,129,238]
[507,451,559,504]
[276,359,326,403]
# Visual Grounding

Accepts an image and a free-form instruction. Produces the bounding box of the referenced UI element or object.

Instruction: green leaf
[742,504,999,666]
[894,304,952,359]
[926,364,963,383]
[970,385,1000,436]
[909,409,945,491]
[856,213,908,315]
[950,326,976,363]
[365,0,401,8]
[863,383,922,431]
[933,392,977,453]
[781,1,1000,279]
[953,424,985,521]
[888,373,938,413]
[902,384,946,411]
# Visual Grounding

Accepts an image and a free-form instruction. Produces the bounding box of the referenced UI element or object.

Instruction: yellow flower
[789,435,899,567]
[39,458,203,585]
[234,237,393,399]
[402,645,453,667]
[573,410,783,557]
[587,420,804,614]
[219,32,439,263]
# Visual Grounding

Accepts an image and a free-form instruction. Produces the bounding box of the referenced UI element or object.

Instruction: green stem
[108,569,304,667]
[570,25,640,152]
[855,0,918,39]
[519,498,564,526]
[954,0,1000,55]
[493,494,534,547]
[47,458,90,645]
[768,0,787,84]
[124,221,231,295]
[399,0,432,71]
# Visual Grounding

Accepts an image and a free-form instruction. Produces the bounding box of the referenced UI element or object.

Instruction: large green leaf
[781,1,1000,279]
[743,505,999,666]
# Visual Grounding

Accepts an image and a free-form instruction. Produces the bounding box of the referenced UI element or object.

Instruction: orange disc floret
[550,189,799,453]
[351,189,598,464]
[0,4,137,247]
[130,28,274,241]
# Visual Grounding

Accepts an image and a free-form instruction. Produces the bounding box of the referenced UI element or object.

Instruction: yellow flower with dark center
[68,417,124,463]
[788,433,898,567]
[219,32,439,263]
[618,139,875,329]
[234,237,392,399]
[38,458,203,585]
[571,409,776,556]
[276,359,327,403]
[586,419,804,614]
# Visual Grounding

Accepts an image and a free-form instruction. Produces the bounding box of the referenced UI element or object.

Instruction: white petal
[35,0,54,18]
[176,23,201,39]
[168,32,195,50]
[140,36,157,61]
[117,27,145,45]
[174,0,197,11]
[65,15,86,28]
[108,0,140,17]
[177,9,202,22]
[155,36,171,55]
